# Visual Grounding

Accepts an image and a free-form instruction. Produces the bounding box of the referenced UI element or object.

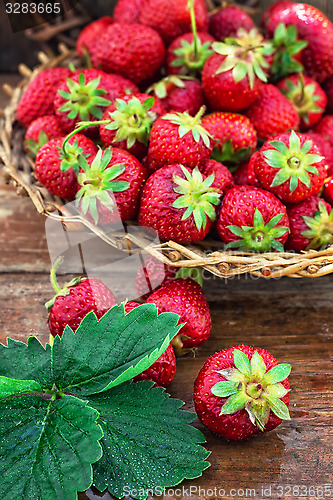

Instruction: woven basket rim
[1,47,333,280]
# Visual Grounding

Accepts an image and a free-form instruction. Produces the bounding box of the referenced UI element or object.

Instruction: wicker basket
[2,46,333,280]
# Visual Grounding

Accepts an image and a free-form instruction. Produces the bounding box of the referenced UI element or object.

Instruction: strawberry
[269,23,307,82]
[245,84,300,141]
[147,107,212,171]
[113,0,144,23]
[76,147,147,225]
[323,75,333,115]
[166,32,215,78]
[99,94,163,160]
[34,134,97,200]
[139,0,209,45]
[254,131,327,204]
[277,74,327,131]
[135,255,177,299]
[145,278,212,351]
[93,23,165,84]
[323,178,333,206]
[233,154,260,187]
[313,116,333,149]
[217,185,290,252]
[199,159,235,197]
[209,5,255,41]
[266,3,333,83]
[125,301,177,387]
[260,0,294,29]
[202,112,257,166]
[138,164,221,244]
[286,196,333,252]
[202,29,273,112]
[53,69,121,135]
[24,114,64,158]
[16,67,71,128]
[76,16,113,67]
[103,74,139,96]
[193,345,291,441]
[301,132,333,176]
[147,76,205,116]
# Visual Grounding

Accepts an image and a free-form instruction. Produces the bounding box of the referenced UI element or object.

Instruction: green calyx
[147,75,192,99]
[25,130,49,158]
[263,131,325,194]
[213,28,274,89]
[172,165,221,230]
[279,75,323,125]
[162,106,212,148]
[58,73,111,121]
[226,208,289,252]
[76,148,130,224]
[270,23,308,81]
[211,349,291,431]
[45,256,83,311]
[301,201,333,250]
[58,139,91,174]
[105,96,156,148]
[212,139,252,167]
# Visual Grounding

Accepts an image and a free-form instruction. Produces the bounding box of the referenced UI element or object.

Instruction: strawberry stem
[187,0,199,60]
[50,256,63,294]
[61,119,111,157]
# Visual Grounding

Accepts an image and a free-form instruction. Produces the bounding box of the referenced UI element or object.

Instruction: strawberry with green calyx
[24,114,64,158]
[145,277,212,352]
[277,73,327,131]
[269,23,307,82]
[286,196,333,252]
[209,5,255,41]
[147,107,212,171]
[254,131,327,204]
[99,94,163,160]
[35,133,97,200]
[76,147,147,225]
[202,112,257,167]
[194,345,291,441]
[245,83,300,142]
[217,185,290,252]
[199,159,235,197]
[202,28,274,112]
[139,164,221,243]
[47,257,116,341]
[54,69,116,134]
[147,75,205,116]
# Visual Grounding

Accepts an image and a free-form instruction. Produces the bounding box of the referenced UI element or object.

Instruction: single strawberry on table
[138,164,221,244]
[145,277,212,352]
[209,4,255,41]
[217,185,290,252]
[24,114,64,158]
[254,131,327,204]
[194,345,291,441]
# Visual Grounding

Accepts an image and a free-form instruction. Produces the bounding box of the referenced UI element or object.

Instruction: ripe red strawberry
[139,0,209,45]
[113,0,144,23]
[277,74,327,131]
[138,164,221,243]
[245,84,300,141]
[217,185,290,252]
[202,29,273,112]
[24,114,64,158]
[147,76,205,116]
[313,116,333,149]
[323,178,333,206]
[145,278,212,350]
[266,3,333,83]
[53,69,122,134]
[254,131,327,204]
[47,260,116,338]
[147,108,212,171]
[99,94,163,160]
[16,67,71,128]
[124,302,177,387]
[202,112,257,166]
[260,0,294,29]
[233,154,260,187]
[209,5,255,41]
[135,255,177,299]
[323,75,333,115]
[286,196,333,252]
[34,134,97,200]
[193,345,291,441]
[199,159,235,197]
[166,32,215,78]
[269,23,307,82]
[93,23,165,84]
[76,147,147,225]
[301,132,333,176]
[104,74,139,96]
[76,16,113,67]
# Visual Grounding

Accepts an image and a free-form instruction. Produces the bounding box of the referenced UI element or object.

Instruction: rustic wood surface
[1,77,333,499]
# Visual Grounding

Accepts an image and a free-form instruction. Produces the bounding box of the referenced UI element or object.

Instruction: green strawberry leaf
[0,376,42,399]
[90,381,210,499]
[51,304,182,396]
[0,394,103,500]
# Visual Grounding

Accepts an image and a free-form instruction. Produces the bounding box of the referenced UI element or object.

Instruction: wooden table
[0,76,332,500]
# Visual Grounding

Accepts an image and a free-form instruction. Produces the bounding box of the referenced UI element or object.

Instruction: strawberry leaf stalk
[269,23,308,81]
[211,349,291,432]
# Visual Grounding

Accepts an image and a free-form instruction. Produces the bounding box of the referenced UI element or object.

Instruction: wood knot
[166,250,181,262]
